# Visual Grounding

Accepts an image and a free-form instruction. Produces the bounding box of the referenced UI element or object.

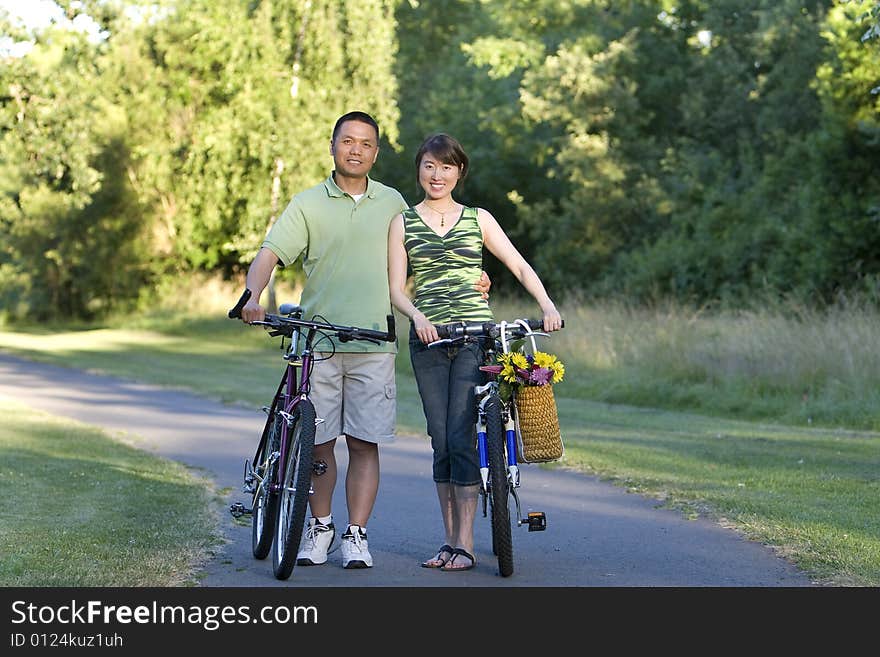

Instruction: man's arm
[475,270,491,300]
[240,247,280,322]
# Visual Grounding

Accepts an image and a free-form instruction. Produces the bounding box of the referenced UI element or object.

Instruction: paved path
[0,352,815,587]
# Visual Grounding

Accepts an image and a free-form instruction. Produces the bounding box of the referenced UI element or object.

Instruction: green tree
[0,20,150,320]
[127,0,401,278]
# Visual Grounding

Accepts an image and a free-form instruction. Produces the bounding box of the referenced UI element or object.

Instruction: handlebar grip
[524,318,565,330]
[386,314,396,342]
[228,288,252,319]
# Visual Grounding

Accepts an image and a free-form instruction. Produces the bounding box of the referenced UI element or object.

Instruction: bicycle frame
[268,325,319,498]
[239,323,315,529]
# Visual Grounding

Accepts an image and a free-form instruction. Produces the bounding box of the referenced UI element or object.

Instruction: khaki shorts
[309,352,396,445]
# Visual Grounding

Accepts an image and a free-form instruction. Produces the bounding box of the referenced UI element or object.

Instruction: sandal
[421,544,454,569]
[440,548,476,572]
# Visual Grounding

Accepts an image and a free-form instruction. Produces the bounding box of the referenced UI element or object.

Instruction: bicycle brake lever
[427,338,453,349]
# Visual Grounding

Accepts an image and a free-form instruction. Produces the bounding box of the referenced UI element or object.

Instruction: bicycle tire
[485,394,514,577]
[251,412,282,559]
[271,399,316,580]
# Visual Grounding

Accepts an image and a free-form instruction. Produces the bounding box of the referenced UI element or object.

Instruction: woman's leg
[410,327,456,564]
[422,482,455,567]
[451,484,479,556]
[443,343,483,569]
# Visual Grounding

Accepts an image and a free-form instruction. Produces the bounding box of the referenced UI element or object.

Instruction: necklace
[423,200,456,228]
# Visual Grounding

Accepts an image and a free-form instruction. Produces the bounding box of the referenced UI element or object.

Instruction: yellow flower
[552,360,565,383]
[500,362,518,384]
[534,351,565,384]
[496,349,565,386]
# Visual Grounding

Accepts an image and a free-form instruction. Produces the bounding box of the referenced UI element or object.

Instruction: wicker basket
[513,384,564,463]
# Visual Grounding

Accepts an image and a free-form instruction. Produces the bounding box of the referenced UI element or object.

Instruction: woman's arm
[478,208,563,332]
[387,214,439,343]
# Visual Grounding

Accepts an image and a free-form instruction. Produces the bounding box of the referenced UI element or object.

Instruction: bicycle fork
[475,384,547,532]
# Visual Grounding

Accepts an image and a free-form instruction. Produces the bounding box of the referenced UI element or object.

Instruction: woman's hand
[412,311,439,344]
[542,306,563,332]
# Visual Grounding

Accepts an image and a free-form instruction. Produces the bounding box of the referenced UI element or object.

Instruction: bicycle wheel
[271,399,316,580]
[251,412,282,559]
[485,394,514,577]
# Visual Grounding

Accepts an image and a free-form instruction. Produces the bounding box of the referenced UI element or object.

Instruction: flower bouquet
[481,350,566,463]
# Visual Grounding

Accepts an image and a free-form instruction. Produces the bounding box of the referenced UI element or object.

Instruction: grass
[0,399,222,586]
[556,399,880,586]
[0,281,878,585]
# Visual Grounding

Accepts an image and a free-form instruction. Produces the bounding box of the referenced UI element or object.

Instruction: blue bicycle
[430,318,562,577]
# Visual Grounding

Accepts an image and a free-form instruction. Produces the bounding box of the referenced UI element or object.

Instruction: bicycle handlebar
[228,289,396,345]
[434,318,564,341]
[256,313,396,345]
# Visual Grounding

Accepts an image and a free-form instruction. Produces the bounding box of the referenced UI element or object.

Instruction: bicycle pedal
[229,502,252,518]
[525,511,546,531]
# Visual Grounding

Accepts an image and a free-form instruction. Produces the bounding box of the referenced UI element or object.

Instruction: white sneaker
[296,518,335,565]
[341,524,373,569]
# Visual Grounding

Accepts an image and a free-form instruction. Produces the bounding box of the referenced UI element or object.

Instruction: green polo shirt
[263,174,407,353]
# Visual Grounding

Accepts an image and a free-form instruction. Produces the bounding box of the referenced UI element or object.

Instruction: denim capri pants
[409,325,485,486]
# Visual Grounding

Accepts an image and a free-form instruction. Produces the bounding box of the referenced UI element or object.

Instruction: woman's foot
[421,544,454,568]
[441,548,476,571]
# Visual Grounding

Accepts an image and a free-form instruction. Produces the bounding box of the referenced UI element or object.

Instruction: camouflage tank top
[403,206,494,324]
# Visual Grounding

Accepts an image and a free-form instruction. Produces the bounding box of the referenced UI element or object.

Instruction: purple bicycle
[228,290,395,580]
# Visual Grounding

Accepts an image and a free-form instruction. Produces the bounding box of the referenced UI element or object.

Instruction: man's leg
[308,438,337,518]
[294,437,338,566]
[344,435,379,527]
[337,352,394,568]
[339,435,379,569]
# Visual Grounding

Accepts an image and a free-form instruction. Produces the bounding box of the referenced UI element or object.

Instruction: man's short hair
[332,111,380,143]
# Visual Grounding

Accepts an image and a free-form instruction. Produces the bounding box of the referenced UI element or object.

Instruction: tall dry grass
[101,275,880,429]
[490,294,880,430]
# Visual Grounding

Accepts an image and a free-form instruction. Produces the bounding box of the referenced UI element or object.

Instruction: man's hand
[241,298,266,323]
[475,270,491,301]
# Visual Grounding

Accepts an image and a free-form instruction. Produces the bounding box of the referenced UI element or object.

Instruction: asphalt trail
[0,352,814,587]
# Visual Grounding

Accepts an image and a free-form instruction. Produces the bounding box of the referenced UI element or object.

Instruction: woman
[388,133,562,571]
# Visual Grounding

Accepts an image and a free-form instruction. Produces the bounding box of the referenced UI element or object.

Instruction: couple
[239,111,561,573]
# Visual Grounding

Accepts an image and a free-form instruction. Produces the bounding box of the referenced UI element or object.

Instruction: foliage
[1,0,879,318]
[1,0,401,319]
[0,23,152,320]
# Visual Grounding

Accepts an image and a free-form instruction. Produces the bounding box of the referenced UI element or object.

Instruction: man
[239,111,488,570]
